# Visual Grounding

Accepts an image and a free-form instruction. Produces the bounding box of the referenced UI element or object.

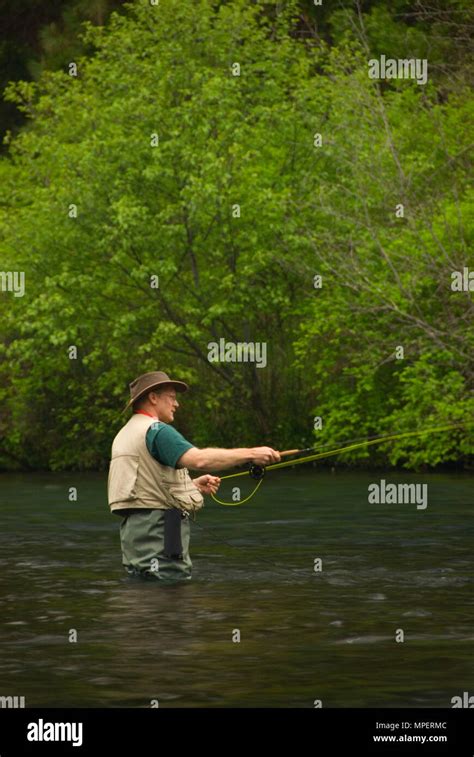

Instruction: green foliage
[0,0,127,144]
[0,0,472,470]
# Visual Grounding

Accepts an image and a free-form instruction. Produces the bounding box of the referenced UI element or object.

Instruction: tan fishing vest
[107,413,204,516]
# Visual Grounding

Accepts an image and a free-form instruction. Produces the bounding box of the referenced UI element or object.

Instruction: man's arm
[178,446,280,471]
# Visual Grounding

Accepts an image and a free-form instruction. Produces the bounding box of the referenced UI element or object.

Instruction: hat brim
[122,379,189,413]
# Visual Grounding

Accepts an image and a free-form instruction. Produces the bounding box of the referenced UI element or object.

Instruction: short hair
[132,392,149,412]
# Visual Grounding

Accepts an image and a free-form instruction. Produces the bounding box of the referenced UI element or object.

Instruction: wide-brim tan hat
[122,370,189,412]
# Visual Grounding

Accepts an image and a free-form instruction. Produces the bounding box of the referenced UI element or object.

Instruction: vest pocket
[108,455,140,505]
[167,485,204,514]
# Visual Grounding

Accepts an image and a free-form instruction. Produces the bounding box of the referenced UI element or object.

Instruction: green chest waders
[120,508,192,581]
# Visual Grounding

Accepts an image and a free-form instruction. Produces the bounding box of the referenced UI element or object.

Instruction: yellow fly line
[210,421,472,506]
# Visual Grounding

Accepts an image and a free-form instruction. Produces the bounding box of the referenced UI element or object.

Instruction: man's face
[154,387,179,423]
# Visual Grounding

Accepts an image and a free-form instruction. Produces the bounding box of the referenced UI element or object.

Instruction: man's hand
[250,447,281,466]
[193,474,221,495]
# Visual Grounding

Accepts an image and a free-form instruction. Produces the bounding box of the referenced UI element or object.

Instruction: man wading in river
[107,371,280,582]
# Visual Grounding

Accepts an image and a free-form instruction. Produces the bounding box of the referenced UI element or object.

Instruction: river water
[0,469,472,707]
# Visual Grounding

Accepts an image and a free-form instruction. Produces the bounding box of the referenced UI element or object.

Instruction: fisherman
[107,371,280,582]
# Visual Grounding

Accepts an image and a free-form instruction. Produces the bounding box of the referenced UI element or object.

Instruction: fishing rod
[210,421,473,506]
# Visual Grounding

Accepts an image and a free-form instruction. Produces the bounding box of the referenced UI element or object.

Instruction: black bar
[0,708,472,755]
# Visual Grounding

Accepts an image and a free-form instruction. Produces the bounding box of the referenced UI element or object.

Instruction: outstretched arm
[179,445,280,472]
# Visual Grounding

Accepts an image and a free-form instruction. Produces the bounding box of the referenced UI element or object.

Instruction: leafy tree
[0,0,472,470]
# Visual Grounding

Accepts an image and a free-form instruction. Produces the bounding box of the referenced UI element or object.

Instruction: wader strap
[164,508,184,558]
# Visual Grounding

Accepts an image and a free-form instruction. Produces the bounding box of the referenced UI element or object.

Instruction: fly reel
[249,463,265,480]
